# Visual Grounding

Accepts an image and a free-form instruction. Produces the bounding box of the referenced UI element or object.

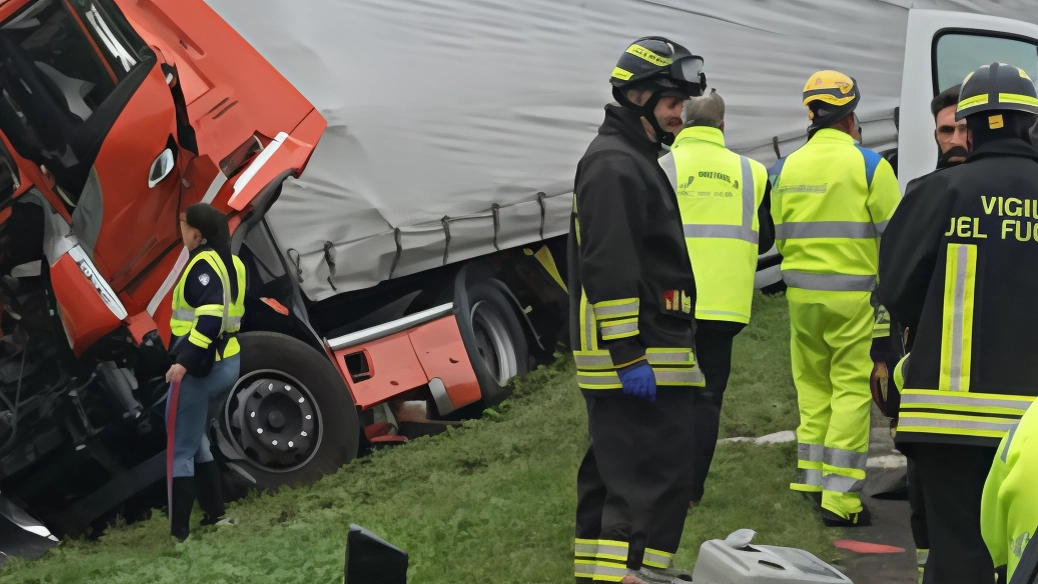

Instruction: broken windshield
[0,0,153,205]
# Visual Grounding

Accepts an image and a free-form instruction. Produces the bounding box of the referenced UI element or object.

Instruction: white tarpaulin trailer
[205,0,1038,301]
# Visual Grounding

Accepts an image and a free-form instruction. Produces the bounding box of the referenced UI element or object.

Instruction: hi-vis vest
[171,250,246,360]
[661,126,767,324]
[770,128,900,292]
[896,243,1035,442]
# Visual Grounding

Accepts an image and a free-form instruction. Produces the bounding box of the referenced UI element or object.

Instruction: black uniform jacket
[567,104,696,367]
[879,138,1038,417]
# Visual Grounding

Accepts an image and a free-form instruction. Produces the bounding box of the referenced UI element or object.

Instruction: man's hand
[166,363,187,384]
[617,361,656,402]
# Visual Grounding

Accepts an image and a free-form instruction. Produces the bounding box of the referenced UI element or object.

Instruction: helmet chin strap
[640,89,675,146]
[613,87,676,146]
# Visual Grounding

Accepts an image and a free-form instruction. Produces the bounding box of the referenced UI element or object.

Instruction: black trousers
[574,388,696,583]
[907,442,997,584]
[691,321,743,502]
[906,457,930,552]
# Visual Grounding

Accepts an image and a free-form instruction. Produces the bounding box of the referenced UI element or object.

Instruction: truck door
[0,0,180,292]
[898,9,1038,191]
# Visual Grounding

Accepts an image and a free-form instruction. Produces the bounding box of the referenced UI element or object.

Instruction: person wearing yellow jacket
[982,403,1038,582]
[772,70,901,526]
[165,203,246,540]
[659,89,775,504]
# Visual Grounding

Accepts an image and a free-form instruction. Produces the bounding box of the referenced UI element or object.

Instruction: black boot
[170,476,195,541]
[195,461,225,526]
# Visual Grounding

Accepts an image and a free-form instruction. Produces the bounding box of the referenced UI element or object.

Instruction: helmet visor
[672,56,704,84]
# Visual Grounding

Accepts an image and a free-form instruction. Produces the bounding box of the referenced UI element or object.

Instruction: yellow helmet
[802,70,861,133]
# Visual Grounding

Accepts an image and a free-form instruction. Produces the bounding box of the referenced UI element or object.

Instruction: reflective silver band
[798,443,824,462]
[782,270,876,292]
[824,447,868,471]
[823,473,865,494]
[795,468,823,487]
[900,392,1032,414]
[599,321,638,339]
[775,220,879,240]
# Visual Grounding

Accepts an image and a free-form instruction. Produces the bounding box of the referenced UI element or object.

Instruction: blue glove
[618,361,656,402]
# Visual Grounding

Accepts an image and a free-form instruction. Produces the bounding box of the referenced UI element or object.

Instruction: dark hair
[930,84,962,119]
[966,110,1037,147]
[185,203,230,252]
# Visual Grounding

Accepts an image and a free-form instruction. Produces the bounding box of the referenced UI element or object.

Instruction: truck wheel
[219,332,359,490]
[455,283,529,406]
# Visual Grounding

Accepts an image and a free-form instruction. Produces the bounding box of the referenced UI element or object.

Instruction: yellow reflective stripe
[573,351,615,370]
[654,367,705,386]
[600,318,639,341]
[957,94,989,111]
[940,244,976,391]
[999,93,1038,107]
[576,364,705,389]
[193,304,226,317]
[897,411,1021,438]
[645,348,694,366]
[577,371,624,390]
[188,329,213,349]
[574,539,598,558]
[626,44,673,66]
[900,389,1033,416]
[579,293,598,352]
[592,299,640,320]
[611,67,633,81]
[595,540,629,562]
[643,548,673,569]
[824,447,868,471]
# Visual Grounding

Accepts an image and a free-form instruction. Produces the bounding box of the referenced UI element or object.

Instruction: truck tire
[218,332,359,491]
[455,282,529,406]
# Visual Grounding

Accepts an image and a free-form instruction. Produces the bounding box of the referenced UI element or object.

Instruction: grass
[1,293,839,583]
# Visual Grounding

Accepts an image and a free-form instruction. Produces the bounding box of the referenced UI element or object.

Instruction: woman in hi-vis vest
[165,203,246,540]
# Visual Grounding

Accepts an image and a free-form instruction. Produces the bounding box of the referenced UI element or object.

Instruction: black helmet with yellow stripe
[610,37,707,145]
[802,70,860,135]
[955,62,1038,121]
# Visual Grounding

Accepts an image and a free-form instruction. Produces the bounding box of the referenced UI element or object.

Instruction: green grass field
[1,294,839,584]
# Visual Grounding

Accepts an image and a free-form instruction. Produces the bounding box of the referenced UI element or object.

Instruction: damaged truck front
[0,0,334,547]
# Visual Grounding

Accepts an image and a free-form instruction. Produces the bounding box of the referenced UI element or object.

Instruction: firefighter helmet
[802,70,860,133]
[609,36,706,99]
[956,62,1038,121]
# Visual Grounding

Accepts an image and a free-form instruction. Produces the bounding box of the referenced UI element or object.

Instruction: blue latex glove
[618,361,656,402]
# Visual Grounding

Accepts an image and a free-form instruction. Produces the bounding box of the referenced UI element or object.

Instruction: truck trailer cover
[204,0,1038,301]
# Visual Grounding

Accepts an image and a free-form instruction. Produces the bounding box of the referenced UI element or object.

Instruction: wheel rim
[223,369,324,473]
[470,300,518,385]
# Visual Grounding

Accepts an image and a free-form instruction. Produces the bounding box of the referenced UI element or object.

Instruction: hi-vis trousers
[574,388,696,583]
[786,287,873,518]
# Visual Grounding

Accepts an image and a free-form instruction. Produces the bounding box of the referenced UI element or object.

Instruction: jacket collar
[674,126,725,148]
[966,137,1038,164]
[809,127,856,145]
[600,104,661,159]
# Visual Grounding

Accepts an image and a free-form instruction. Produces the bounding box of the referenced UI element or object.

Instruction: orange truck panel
[333,315,482,411]
[50,254,123,356]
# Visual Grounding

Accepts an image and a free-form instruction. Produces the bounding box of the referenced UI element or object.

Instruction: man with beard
[933,84,969,168]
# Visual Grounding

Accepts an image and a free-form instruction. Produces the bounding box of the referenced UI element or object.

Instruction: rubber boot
[170,476,195,541]
[195,461,226,526]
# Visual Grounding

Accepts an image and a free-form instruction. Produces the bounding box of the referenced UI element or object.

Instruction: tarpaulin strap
[538,192,547,239]
[322,241,338,291]
[389,227,402,280]
[442,216,452,265]
[285,248,303,283]
[492,203,501,251]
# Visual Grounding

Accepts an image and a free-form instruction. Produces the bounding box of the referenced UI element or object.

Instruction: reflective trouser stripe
[698,308,751,321]
[643,548,674,569]
[574,539,630,582]
[822,446,867,494]
[791,442,824,492]
[574,560,628,581]
[940,243,976,391]
[783,270,877,291]
[775,220,881,239]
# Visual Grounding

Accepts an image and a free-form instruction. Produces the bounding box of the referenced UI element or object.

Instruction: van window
[0,0,153,205]
[934,33,1038,93]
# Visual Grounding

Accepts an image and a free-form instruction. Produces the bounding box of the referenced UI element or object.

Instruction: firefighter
[659,89,775,505]
[879,62,1038,583]
[568,36,707,584]
[771,70,901,527]
[981,404,1038,582]
[165,203,246,541]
